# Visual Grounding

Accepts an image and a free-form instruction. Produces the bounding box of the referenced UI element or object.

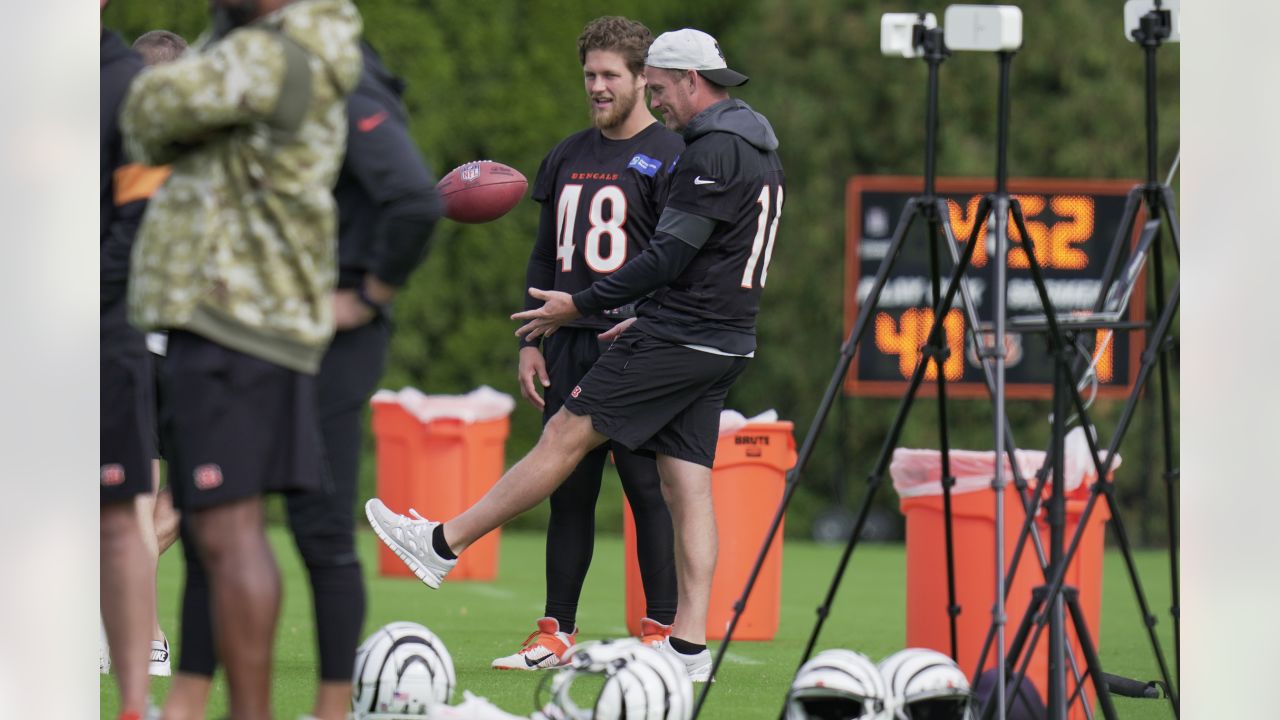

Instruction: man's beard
[210,0,259,39]
[590,85,640,131]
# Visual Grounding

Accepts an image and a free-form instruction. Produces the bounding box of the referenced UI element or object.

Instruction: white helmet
[352,621,456,719]
[535,638,693,720]
[786,648,888,720]
[878,648,974,720]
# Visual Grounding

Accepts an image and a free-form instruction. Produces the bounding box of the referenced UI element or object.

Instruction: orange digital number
[947,196,989,268]
[1007,195,1047,269]
[949,194,1095,271]
[874,308,965,381]
[1010,195,1093,270]
[1048,195,1093,270]
[1091,329,1114,383]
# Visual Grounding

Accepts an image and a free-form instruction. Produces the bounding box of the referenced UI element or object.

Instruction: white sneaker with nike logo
[491,617,577,671]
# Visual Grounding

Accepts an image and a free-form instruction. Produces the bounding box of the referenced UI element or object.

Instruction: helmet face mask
[895,697,973,720]
[791,694,873,719]
[351,621,456,720]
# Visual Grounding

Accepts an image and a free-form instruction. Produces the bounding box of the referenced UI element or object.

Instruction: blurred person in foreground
[100,2,158,716]
[493,15,682,671]
[367,27,785,683]
[171,39,443,720]
[120,0,363,717]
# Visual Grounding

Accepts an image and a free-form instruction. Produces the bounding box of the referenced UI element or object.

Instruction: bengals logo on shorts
[571,385,582,398]
[194,464,223,491]
[101,464,125,487]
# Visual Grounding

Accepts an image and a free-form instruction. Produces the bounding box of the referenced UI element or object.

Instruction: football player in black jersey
[491,15,683,672]
[365,27,782,684]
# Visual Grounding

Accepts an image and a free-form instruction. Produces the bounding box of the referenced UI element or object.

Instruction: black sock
[669,636,707,655]
[432,524,456,560]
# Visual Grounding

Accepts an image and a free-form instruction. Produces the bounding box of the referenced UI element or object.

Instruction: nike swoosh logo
[357,110,389,133]
[524,651,555,667]
[693,176,716,185]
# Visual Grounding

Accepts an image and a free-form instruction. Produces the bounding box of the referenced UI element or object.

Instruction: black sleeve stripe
[655,207,717,249]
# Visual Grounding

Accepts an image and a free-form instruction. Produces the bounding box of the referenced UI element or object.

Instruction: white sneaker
[428,690,528,719]
[149,634,171,676]
[491,617,577,670]
[365,498,457,589]
[658,637,713,682]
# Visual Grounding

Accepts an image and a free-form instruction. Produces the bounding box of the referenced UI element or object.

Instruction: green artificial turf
[102,528,1177,719]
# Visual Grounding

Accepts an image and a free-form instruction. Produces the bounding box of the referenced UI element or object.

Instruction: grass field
[102,528,1177,719]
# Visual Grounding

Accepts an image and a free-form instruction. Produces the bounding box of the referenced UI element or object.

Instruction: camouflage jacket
[122,0,362,374]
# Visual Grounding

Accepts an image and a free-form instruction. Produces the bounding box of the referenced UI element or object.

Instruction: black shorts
[101,299,157,505]
[563,331,749,468]
[160,330,329,512]
[542,326,612,420]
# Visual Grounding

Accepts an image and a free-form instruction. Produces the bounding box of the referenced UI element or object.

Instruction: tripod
[1100,1,1181,679]
[979,6,1181,717]
[923,48,1129,720]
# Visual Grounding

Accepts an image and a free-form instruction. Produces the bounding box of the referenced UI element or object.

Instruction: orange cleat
[639,617,674,647]
[491,617,577,670]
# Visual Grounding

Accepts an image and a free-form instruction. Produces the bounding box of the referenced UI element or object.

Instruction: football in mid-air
[437,160,527,224]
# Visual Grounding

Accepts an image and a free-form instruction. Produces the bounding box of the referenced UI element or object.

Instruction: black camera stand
[1103,1,1181,678]
[939,49,1127,720]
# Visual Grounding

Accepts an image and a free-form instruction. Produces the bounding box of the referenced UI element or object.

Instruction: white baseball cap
[645,28,749,87]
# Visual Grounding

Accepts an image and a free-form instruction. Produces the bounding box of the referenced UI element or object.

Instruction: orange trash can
[623,421,797,640]
[898,455,1109,720]
[370,393,510,581]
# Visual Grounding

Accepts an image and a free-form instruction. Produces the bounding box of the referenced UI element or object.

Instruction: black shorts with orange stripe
[160,331,329,512]
[101,298,156,504]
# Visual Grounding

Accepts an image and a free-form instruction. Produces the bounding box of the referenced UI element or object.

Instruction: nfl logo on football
[461,164,482,183]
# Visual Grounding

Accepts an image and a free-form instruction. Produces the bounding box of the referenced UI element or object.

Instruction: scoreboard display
[843,176,1146,400]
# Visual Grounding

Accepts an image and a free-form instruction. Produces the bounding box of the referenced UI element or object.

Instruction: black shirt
[333,43,442,290]
[571,99,785,356]
[639,125,786,354]
[100,30,146,309]
[524,122,684,342]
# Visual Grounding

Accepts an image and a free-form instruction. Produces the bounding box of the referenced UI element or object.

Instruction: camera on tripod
[945,5,1022,52]
[880,13,937,58]
[881,6,1023,58]
[1124,0,1181,44]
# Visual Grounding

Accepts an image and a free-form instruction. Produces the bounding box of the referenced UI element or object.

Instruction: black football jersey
[635,129,787,355]
[526,123,684,332]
